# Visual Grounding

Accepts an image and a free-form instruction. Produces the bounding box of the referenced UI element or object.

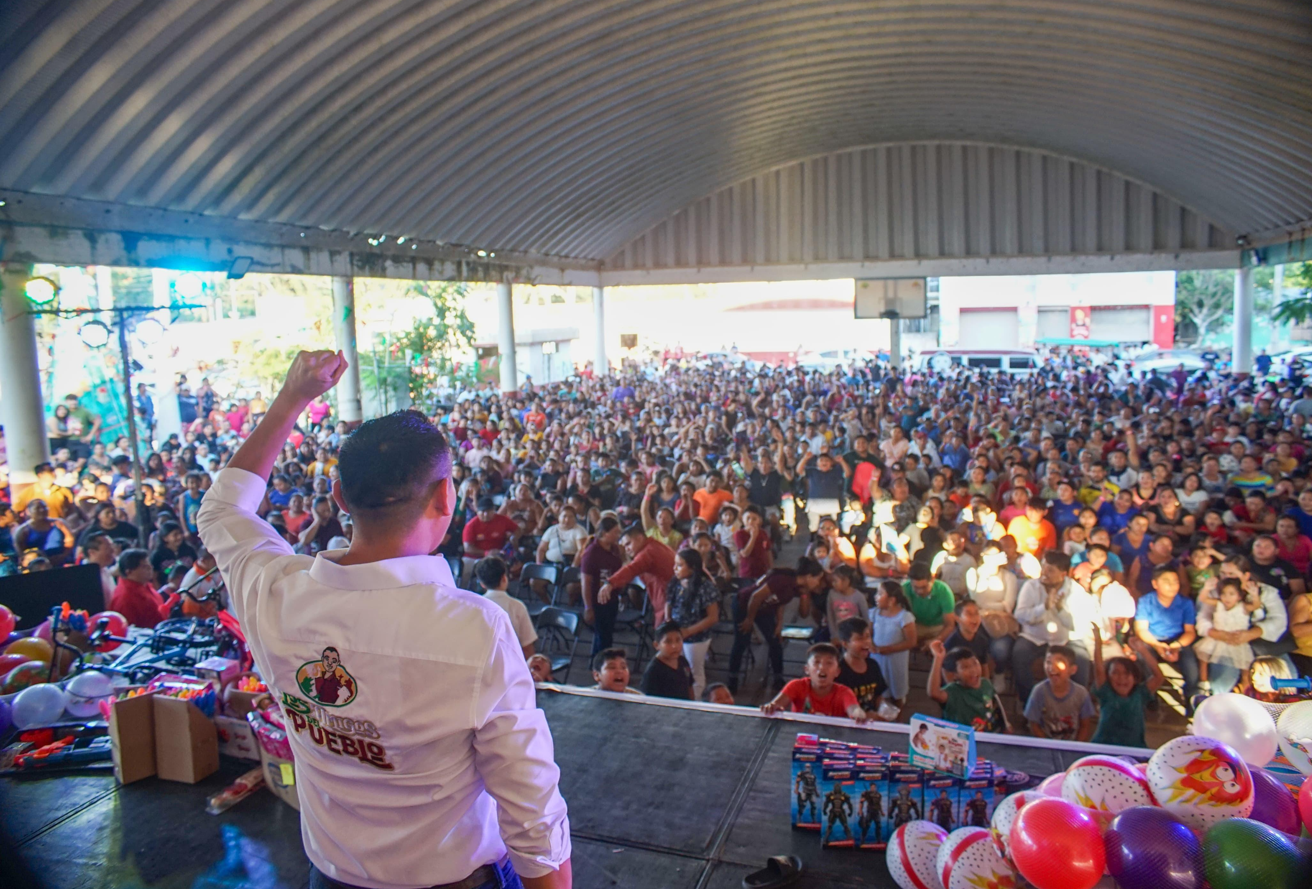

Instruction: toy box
[852,763,889,850]
[819,763,858,849]
[107,688,219,785]
[924,772,959,833]
[957,766,996,829]
[884,766,924,838]
[791,749,822,830]
[213,714,260,762]
[908,713,976,777]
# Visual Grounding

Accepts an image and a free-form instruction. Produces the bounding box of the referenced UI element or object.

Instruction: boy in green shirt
[927,638,1006,733]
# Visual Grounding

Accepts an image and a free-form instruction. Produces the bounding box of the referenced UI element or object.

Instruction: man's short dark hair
[592,647,628,673]
[908,562,933,581]
[596,515,621,536]
[1042,550,1071,572]
[835,616,870,643]
[33,462,53,476]
[622,523,646,539]
[1048,644,1078,663]
[944,646,979,673]
[83,532,113,554]
[806,642,841,662]
[476,497,496,512]
[337,410,451,525]
[475,556,508,590]
[655,620,682,640]
[117,548,149,575]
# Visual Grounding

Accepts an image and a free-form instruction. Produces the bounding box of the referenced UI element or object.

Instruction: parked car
[910,349,1041,375]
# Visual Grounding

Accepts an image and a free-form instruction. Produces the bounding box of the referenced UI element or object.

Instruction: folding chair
[535,607,580,684]
[517,563,559,617]
[615,581,654,673]
[554,565,582,611]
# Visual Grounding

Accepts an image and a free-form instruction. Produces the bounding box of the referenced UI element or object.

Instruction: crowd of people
[4,349,1312,746]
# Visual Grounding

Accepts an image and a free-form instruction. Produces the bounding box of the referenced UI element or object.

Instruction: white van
[911,349,1041,375]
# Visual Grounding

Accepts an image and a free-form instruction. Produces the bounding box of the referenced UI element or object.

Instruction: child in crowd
[870,580,917,703]
[1090,624,1163,747]
[1200,509,1230,547]
[1184,544,1221,598]
[592,648,643,695]
[475,556,537,659]
[943,600,994,679]
[1061,523,1087,557]
[109,548,165,629]
[1023,645,1096,742]
[929,530,976,599]
[834,617,892,719]
[809,538,835,572]
[527,654,553,683]
[1245,655,1298,702]
[761,643,868,721]
[926,639,1004,732]
[640,622,695,700]
[702,682,735,705]
[1194,577,1260,692]
[826,565,868,631]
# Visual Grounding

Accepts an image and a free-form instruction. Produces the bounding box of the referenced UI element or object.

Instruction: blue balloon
[1105,806,1204,889]
[0,698,10,735]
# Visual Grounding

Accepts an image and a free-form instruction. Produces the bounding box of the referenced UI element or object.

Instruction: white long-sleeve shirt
[1014,577,1100,651]
[198,468,570,888]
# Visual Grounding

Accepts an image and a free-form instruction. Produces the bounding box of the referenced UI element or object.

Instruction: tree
[1271,262,1312,324]
[1174,269,1235,343]
[394,281,477,411]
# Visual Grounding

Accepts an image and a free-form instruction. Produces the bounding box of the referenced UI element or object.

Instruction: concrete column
[592,285,607,375]
[888,317,902,370]
[1232,265,1254,376]
[496,281,517,392]
[331,276,363,423]
[0,263,51,494]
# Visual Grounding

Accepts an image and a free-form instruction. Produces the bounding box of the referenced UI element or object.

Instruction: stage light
[79,320,112,349]
[133,317,164,344]
[24,275,59,305]
[174,273,204,300]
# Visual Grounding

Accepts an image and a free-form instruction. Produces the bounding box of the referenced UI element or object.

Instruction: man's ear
[428,476,454,519]
[330,479,350,514]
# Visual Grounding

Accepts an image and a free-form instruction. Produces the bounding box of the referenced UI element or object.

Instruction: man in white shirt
[1011,550,1098,705]
[198,351,571,889]
[476,556,538,659]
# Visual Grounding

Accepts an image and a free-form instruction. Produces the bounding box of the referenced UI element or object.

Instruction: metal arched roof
[0,0,1309,271]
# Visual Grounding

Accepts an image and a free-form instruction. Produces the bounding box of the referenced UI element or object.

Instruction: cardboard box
[925,773,959,833]
[193,656,241,691]
[819,764,858,849]
[214,715,260,762]
[885,767,924,838]
[153,694,219,784]
[957,766,996,829]
[256,739,300,811]
[853,764,889,850]
[224,689,263,719]
[908,713,976,778]
[108,691,156,785]
[790,749,822,830]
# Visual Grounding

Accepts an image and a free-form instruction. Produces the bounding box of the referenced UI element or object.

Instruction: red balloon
[1299,776,1312,835]
[0,604,15,638]
[1009,797,1106,889]
[89,612,127,652]
[0,653,30,676]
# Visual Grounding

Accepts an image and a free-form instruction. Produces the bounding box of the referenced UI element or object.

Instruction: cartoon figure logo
[1161,748,1251,807]
[295,646,357,707]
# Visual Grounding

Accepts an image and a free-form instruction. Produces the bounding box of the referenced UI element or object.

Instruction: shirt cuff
[210,467,269,513]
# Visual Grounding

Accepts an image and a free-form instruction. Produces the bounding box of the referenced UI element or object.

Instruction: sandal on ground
[742,855,804,888]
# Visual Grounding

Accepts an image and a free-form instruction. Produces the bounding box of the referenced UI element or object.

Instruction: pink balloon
[1299,774,1312,835]
[1037,771,1066,797]
[0,604,15,638]
[34,619,53,644]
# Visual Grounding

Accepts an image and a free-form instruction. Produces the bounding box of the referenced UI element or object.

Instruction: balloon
[1104,806,1204,889]
[1300,776,1312,834]
[0,653,31,675]
[1036,770,1065,796]
[33,618,53,645]
[936,827,1014,889]
[886,820,947,889]
[11,683,67,729]
[0,699,11,736]
[1192,693,1279,767]
[990,790,1044,860]
[2,661,51,694]
[1249,768,1302,836]
[88,612,128,652]
[4,637,53,664]
[64,671,116,719]
[1009,797,1104,889]
[1275,701,1312,776]
[0,604,15,638]
[1146,735,1255,830]
[1061,754,1156,815]
[1202,818,1305,889]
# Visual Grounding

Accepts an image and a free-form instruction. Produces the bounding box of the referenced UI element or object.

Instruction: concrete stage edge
[0,686,1150,889]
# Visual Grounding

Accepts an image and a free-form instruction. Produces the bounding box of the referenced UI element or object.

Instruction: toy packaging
[957,765,996,829]
[884,766,924,838]
[819,763,858,849]
[924,772,959,833]
[852,763,889,850]
[791,748,823,830]
[907,713,976,777]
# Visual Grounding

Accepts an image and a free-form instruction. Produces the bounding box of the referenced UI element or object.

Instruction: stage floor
[0,688,1122,889]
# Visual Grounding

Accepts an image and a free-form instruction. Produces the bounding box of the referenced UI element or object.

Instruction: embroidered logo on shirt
[281,692,395,771]
[295,646,358,707]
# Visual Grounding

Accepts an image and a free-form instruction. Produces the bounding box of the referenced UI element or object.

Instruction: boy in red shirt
[109,548,166,628]
[760,643,869,721]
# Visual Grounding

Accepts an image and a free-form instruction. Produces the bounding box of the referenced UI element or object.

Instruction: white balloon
[12,683,67,729]
[64,670,115,718]
[1275,700,1312,775]
[1191,692,1278,767]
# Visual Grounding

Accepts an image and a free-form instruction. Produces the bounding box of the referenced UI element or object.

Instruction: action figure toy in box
[957,765,995,828]
[819,763,857,849]
[925,772,958,833]
[791,750,822,830]
[884,766,924,838]
[852,763,888,850]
